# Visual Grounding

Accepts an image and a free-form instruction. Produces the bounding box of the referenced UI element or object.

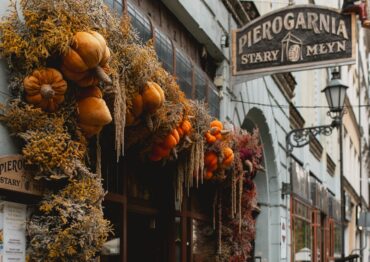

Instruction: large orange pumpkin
[61,31,112,87]
[23,68,67,112]
[77,87,112,137]
[142,81,165,114]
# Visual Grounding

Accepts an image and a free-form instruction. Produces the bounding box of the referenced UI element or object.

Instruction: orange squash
[126,94,144,126]
[210,120,223,130]
[61,31,111,87]
[76,85,102,100]
[177,126,184,137]
[142,81,165,114]
[205,132,217,144]
[222,147,234,167]
[149,144,171,161]
[77,87,112,137]
[204,171,213,180]
[204,151,218,171]
[23,68,67,112]
[163,134,178,149]
[180,120,192,135]
[171,129,180,144]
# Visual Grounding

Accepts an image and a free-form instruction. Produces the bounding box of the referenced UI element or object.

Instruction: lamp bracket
[286,121,338,154]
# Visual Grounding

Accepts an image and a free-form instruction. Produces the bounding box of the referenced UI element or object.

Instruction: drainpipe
[340,117,345,259]
[358,33,363,262]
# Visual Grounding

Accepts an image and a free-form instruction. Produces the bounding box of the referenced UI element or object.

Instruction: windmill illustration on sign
[281,32,303,62]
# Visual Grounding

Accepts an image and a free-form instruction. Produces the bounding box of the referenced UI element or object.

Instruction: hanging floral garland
[0,0,264,260]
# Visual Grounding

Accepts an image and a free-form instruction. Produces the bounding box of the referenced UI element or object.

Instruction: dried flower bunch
[27,178,111,261]
[191,129,263,261]
[0,100,86,180]
[0,0,117,259]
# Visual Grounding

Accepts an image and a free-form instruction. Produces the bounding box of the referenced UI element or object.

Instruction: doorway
[127,212,163,262]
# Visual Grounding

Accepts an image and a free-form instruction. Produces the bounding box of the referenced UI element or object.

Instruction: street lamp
[286,70,347,153]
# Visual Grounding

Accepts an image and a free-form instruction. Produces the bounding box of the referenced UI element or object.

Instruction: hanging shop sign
[0,155,43,196]
[232,5,356,76]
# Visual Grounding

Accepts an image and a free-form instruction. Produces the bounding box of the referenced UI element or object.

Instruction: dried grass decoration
[27,164,112,262]
[0,101,86,180]
[0,0,120,260]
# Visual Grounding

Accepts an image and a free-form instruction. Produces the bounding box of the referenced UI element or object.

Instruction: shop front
[291,160,342,262]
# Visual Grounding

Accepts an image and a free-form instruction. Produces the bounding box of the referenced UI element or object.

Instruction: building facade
[0,0,369,261]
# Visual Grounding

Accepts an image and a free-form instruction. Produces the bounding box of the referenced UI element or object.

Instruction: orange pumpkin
[177,128,184,137]
[23,68,67,112]
[222,147,234,167]
[142,81,165,114]
[76,85,103,100]
[171,129,180,144]
[204,151,218,171]
[204,171,213,180]
[205,132,217,144]
[180,120,192,135]
[61,31,111,87]
[210,120,223,130]
[149,144,171,161]
[163,134,178,149]
[126,94,144,126]
[77,87,112,137]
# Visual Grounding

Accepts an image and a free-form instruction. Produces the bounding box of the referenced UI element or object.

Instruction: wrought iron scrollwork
[286,121,339,154]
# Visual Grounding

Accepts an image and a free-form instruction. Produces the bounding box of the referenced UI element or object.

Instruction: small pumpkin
[126,94,144,126]
[161,129,180,149]
[222,147,234,167]
[204,171,213,180]
[205,132,217,144]
[77,87,112,137]
[61,31,112,87]
[180,120,192,135]
[149,144,171,161]
[204,151,218,171]
[177,126,184,137]
[23,68,67,112]
[163,134,178,149]
[142,81,165,114]
[210,120,223,130]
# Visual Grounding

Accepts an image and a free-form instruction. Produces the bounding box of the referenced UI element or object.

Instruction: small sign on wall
[0,155,43,196]
[0,201,27,262]
[232,5,356,77]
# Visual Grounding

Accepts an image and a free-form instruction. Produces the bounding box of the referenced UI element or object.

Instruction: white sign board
[0,201,26,262]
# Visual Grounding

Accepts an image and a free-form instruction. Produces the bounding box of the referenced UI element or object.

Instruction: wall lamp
[286,70,347,154]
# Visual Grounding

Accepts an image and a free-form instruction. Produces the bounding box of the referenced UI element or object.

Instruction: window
[176,50,193,98]
[292,199,312,262]
[208,84,220,118]
[194,66,207,101]
[104,0,123,15]
[333,223,342,258]
[127,2,152,43]
[155,29,174,74]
